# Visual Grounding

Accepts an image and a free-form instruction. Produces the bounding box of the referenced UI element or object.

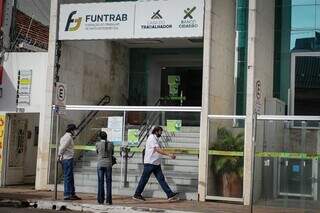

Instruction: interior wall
[147,53,203,105]
[59,40,129,123]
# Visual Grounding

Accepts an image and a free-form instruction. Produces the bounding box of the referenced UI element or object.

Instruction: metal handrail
[257,115,320,121]
[74,95,111,138]
[130,98,172,158]
[207,114,320,121]
[64,105,202,112]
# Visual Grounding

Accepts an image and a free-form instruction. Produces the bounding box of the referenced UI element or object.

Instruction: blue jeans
[97,167,112,204]
[62,158,75,198]
[134,164,174,198]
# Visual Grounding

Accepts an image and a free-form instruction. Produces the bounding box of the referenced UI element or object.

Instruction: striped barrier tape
[50,144,320,159]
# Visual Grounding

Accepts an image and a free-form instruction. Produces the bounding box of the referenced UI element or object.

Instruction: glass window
[290,30,315,49]
[291,5,316,30]
[317,5,320,29]
[292,0,315,5]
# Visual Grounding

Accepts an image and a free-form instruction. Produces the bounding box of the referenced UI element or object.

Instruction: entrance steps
[60,126,200,200]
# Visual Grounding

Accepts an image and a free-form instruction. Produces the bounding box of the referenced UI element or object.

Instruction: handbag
[112,156,117,166]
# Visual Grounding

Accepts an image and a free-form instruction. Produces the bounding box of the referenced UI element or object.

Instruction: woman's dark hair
[152,126,163,134]
[100,131,108,140]
[66,124,77,133]
[99,131,108,152]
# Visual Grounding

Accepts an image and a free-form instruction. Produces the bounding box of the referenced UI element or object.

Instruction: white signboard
[58,0,204,40]
[17,70,32,106]
[135,0,204,38]
[107,116,123,145]
[55,82,67,107]
[59,2,135,40]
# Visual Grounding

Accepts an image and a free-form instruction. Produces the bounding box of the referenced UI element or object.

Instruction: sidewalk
[0,186,316,213]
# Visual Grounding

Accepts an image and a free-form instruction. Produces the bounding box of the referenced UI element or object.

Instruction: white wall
[1,53,48,113]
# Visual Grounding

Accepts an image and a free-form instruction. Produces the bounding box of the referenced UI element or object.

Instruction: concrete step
[73,177,198,192]
[74,169,198,178]
[74,172,198,185]
[78,157,199,167]
[169,132,200,138]
[80,153,199,161]
[58,184,197,200]
[75,163,199,173]
[167,137,199,143]
[163,142,198,148]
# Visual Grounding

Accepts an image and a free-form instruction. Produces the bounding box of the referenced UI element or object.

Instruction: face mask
[156,132,162,138]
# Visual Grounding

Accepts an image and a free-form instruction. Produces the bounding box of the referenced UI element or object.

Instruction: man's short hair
[152,126,163,134]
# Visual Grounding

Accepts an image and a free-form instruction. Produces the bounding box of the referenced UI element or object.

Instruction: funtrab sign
[59,0,204,40]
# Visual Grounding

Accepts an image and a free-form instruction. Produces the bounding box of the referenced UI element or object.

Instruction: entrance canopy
[58,0,204,40]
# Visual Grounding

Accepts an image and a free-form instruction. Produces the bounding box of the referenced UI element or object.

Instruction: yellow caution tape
[49,144,320,159]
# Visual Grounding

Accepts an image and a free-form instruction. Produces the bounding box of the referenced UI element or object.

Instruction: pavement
[0,186,318,213]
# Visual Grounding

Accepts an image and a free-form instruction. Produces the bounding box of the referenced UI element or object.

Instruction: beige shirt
[58,132,74,160]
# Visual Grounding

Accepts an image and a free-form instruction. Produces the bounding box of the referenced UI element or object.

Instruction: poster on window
[0,115,6,173]
[166,120,182,133]
[128,129,139,146]
[107,116,123,145]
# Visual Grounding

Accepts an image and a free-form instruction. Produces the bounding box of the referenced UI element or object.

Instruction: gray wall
[58,40,129,140]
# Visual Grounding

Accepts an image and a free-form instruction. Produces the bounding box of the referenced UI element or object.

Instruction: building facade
[0,0,319,211]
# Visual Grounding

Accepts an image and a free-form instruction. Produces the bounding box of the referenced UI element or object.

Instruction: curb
[1,198,199,213]
[0,199,29,208]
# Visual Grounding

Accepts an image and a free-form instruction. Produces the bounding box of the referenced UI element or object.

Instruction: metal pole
[122,111,129,187]
[250,112,257,213]
[123,147,129,187]
[54,108,60,200]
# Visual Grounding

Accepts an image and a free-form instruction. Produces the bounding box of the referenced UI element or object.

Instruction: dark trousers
[134,164,174,198]
[62,158,75,198]
[97,166,112,204]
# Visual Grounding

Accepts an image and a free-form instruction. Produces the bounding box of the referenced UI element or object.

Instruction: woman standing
[96,131,114,205]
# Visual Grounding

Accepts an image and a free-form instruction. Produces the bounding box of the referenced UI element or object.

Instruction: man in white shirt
[133,126,179,201]
[58,123,81,200]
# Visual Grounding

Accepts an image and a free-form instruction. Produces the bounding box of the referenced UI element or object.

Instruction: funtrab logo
[65,11,82,32]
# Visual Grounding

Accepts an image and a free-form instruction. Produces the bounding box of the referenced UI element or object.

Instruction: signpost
[54,82,66,200]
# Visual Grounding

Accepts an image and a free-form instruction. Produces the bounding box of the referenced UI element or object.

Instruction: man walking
[58,123,81,200]
[133,126,179,201]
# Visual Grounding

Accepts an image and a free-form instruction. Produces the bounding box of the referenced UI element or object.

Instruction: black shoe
[132,194,145,201]
[64,197,71,201]
[70,195,81,200]
[168,192,179,201]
